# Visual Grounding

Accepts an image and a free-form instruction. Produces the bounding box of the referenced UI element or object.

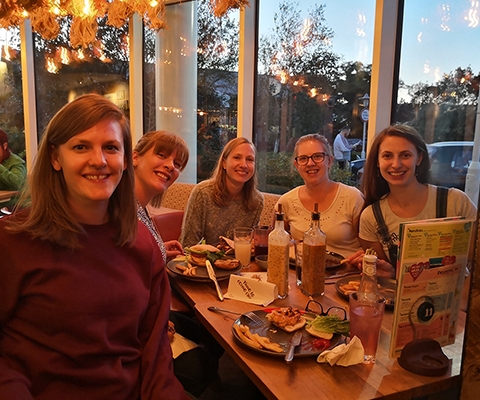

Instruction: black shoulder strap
[436,186,449,218]
[372,201,398,268]
[372,201,390,243]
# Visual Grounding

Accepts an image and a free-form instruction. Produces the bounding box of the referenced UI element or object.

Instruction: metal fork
[243,311,264,326]
[208,306,263,326]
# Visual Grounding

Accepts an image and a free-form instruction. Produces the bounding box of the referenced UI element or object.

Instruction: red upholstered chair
[152,209,184,242]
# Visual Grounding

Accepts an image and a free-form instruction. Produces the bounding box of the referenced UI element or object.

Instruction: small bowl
[255,255,268,271]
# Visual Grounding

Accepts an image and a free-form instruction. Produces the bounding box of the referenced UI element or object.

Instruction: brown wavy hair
[208,137,262,210]
[9,93,136,249]
[134,130,189,207]
[361,124,431,208]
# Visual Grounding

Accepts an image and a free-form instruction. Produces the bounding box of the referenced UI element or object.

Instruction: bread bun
[189,244,220,253]
[214,258,240,270]
[279,317,306,333]
[305,325,333,340]
[188,254,207,266]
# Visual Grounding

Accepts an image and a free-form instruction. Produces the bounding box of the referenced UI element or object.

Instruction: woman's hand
[344,249,364,271]
[376,259,395,279]
[344,249,395,279]
[165,240,183,262]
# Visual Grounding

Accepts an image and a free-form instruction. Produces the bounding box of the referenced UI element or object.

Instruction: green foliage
[256,151,358,194]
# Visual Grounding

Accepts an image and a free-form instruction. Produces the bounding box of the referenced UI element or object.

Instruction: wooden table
[0,190,17,203]
[169,266,465,400]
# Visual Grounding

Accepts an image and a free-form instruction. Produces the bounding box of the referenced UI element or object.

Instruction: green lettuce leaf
[308,315,350,336]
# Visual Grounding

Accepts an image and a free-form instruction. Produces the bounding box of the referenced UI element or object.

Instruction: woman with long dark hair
[359,124,476,278]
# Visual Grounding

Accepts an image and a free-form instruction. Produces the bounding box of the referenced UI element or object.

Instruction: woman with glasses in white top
[277,134,364,258]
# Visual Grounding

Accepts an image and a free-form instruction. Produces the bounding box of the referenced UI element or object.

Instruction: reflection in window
[255,0,374,193]
[197,1,239,181]
[144,27,156,133]
[34,17,130,140]
[395,1,480,148]
[0,27,25,158]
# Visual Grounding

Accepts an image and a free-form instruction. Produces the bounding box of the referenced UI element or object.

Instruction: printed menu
[389,217,474,358]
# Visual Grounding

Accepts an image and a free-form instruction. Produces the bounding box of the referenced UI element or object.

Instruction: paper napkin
[317,336,364,366]
[224,272,278,306]
[171,334,198,359]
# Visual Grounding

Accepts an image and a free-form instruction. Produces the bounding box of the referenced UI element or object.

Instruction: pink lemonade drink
[349,293,385,363]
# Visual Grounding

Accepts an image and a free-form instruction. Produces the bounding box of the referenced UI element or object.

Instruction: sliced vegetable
[308,315,350,336]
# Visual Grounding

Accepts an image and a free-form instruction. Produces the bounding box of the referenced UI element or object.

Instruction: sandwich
[185,243,224,266]
[266,307,306,332]
[214,258,240,270]
[305,315,350,339]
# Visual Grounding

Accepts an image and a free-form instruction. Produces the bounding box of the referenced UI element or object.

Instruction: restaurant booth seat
[147,182,281,238]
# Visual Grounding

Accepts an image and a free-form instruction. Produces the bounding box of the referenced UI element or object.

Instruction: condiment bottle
[301,203,327,296]
[267,204,290,299]
[357,254,379,303]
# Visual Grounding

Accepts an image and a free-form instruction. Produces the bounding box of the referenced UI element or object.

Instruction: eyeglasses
[295,152,327,166]
[305,300,347,320]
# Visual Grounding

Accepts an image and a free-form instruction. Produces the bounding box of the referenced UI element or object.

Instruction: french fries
[234,324,283,353]
[175,262,198,276]
[339,280,360,295]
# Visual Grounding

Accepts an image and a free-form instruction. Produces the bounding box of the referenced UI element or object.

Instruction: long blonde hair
[9,94,136,249]
[208,137,262,211]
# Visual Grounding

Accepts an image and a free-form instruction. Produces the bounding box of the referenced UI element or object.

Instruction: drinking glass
[234,227,254,268]
[253,225,272,257]
[349,292,385,363]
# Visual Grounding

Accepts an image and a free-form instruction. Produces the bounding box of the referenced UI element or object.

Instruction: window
[255,0,375,193]
[197,1,239,181]
[0,27,25,158]
[395,1,480,146]
[34,18,130,140]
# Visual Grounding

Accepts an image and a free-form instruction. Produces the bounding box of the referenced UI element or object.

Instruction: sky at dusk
[259,0,480,100]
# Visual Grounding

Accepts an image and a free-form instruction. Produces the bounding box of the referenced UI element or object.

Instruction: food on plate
[265,307,306,332]
[305,315,350,339]
[185,243,224,266]
[217,236,235,255]
[175,262,198,276]
[214,258,240,270]
[234,324,283,353]
[339,280,360,296]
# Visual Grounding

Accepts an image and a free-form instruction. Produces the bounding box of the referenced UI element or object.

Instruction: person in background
[0,94,187,400]
[0,129,27,209]
[133,131,223,398]
[180,137,264,247]
[278,134,364,258]
[333,125,359,169]
[358,124,477,278]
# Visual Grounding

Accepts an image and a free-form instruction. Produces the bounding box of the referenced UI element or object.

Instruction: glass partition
[394,1,480,190]
[34,17,130,140]
[197,1,239,181]
[0,27,25,158]
[255,0,375,193]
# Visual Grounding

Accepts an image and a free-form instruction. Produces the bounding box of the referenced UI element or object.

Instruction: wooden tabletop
[169,265,465,400]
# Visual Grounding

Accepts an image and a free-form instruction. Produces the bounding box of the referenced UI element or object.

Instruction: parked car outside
[427,141,474,190]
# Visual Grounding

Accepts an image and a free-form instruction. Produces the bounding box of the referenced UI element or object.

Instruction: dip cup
[349,292,385,363]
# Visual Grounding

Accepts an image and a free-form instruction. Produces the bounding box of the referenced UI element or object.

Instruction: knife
[284,331,302,363]
[206,260,224,301]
